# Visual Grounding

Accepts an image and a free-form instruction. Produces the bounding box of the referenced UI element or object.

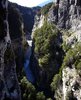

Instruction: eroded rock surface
[48,0,81,29]
[48,0,81,100]
[0,0,21,100]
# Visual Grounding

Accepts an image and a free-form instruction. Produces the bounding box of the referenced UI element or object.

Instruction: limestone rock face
[62,68,81,100]
[0,0,21,100]
[48,0,81,100]
[32,15,45,38]
[48,0,81,30]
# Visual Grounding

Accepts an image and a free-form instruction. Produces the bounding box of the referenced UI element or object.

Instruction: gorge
[0,0,81,100]
[24,36,35,83]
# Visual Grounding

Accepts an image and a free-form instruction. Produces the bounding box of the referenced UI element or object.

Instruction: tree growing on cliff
[41,2,53,15]
[33,21,64,93]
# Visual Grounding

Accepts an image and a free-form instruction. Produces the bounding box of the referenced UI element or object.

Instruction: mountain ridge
[38,0,53,7]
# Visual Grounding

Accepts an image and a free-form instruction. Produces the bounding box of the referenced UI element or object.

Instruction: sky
[9,0,53,7]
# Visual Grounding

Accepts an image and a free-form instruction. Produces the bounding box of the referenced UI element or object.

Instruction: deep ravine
[1,0,81,100]
[24,33,35,83]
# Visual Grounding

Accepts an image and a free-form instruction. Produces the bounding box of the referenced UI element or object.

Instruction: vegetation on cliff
[41,2,53,15]
[33,21,64,98]
[34,21,63,71]
[1,0,81,100]
[62,42,81,70]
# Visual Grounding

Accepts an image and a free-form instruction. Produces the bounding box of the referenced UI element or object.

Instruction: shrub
[62,42,81,70]
[76,62,81,70]
[36,92,46,100]
[20,77,36,100]
[62,42,70,52]
[51,74,61,91]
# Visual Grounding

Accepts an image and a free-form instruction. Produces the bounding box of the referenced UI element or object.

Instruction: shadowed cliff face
[8,2,41,34]
[0,0,21,100]
[0,0,8,40]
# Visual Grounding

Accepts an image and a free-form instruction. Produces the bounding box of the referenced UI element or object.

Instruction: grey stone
[0,0,21,100]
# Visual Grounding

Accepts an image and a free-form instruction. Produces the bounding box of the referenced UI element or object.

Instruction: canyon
[0,0,81,100]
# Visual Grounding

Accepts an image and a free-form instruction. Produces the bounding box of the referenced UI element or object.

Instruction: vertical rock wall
[0,0,21,100]
[48,0,81,100]
[48,0,81,30]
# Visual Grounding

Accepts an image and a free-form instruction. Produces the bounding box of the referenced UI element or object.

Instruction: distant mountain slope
[8,2,41,33]
[38,0,53,7]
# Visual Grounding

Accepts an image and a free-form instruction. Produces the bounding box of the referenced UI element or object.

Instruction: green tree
[33,21,64,97]
[36,92,46,100]
[62,42,81,70]
[20,77,36,100]
[34,21,63,73]
[51,74,61,91]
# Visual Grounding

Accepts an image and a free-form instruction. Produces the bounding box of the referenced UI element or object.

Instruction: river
[24,39,35,83]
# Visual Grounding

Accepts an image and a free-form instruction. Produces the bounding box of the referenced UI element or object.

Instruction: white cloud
[8,0,50,7]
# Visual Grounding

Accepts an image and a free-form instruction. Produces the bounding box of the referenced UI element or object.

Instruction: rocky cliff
[1,0,81,100]
[8,2,41,34]
[48,0,81,100]
[0,0,21,100]
[48,0,81,29]
[48,0,81,44]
